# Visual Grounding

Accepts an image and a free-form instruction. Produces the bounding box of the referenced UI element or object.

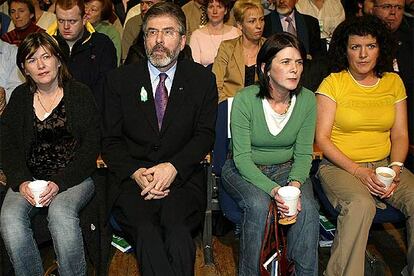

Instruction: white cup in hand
[375,167,396,189]
[28,180,48,207]
[278,186,301,216]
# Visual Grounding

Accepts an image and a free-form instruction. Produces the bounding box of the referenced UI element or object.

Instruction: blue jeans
[221,160,319,276]
[0,177,94,276]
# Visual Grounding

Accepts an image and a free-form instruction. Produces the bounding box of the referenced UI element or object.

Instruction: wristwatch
[388,161,404,173]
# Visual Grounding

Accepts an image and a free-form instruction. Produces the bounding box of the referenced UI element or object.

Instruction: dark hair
[17,32,72,93]
[56,0,85,17]
[9,0,35,22]
[203,0,231,23]
[328,15,393,77]
[256,32,307,99]
[142,2,186,36]
[85,0,112,21]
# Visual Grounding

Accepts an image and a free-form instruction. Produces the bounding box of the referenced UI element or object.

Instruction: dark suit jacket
[102,59,218,212]
[264,9,326,59]
[394,17,414,140]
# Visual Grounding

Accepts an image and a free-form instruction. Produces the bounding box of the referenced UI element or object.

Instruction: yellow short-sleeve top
[317,71,406,163]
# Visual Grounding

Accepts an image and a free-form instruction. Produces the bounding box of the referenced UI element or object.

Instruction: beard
[146,42,182,69]
[276,6,293,15]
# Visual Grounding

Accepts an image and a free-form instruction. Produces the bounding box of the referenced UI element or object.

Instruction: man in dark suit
[373,0,414,140]
[102,2,217,275]
[263,0,326,60]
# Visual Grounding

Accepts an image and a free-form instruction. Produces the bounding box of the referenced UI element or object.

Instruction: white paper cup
[277,186,301,216]
[375,167,396,189]
[28,180,48,207]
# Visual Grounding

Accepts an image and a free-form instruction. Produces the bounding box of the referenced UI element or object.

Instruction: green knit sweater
[231,85,316,195]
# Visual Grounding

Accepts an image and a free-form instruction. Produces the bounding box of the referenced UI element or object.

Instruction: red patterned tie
[155,73,168,129]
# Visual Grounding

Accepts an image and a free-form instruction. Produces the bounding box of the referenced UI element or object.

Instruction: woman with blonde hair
[212,0,265,102]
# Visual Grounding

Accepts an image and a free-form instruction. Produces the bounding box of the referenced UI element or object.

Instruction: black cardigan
[1,79,100,192]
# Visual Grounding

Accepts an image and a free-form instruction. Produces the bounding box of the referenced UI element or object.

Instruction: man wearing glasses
[373,0,414,141]
[47,0,117,111]
[102,2,217,275]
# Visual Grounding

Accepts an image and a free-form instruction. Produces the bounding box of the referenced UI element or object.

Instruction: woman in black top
[0,32,100,276]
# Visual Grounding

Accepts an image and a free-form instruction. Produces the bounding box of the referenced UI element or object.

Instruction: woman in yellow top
[212,0,265,103]
[316,15,414,276]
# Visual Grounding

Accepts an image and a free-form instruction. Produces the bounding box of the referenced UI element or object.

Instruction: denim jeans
[221,159,319,276]
[0,177,94,276]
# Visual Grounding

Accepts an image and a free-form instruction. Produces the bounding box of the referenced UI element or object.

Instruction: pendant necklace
[36,89,60,119]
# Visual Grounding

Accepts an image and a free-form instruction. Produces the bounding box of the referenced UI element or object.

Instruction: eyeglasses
[374,4,404,11]
[144,28,181,38]
[57,18,81,25]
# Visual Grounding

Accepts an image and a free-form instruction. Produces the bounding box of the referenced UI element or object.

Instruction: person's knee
[342,196,376,218]
[47,201,79,229]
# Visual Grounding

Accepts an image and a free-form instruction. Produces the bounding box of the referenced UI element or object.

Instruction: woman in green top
[221,33,319,276]
[85,0,121,64]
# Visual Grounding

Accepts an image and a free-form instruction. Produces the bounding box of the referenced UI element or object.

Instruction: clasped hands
[354,166,399,198]
[19,181,59,207]
[271,181,302,223]
[132,162,177,200]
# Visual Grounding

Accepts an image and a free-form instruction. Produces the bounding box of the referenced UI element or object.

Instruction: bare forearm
[390,135,408,163]
[316,135,359,174]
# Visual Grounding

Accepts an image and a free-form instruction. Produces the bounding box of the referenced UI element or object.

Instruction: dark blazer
[102,59,218,211]
[264,9,326,59]
[394,17,414,140]
[1,80,100,193]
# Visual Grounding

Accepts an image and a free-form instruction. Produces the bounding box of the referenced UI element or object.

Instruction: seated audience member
[0,32,99,276]
[1,0,44,46]
[7,0,56,31]
[189,0,240,68]
[123,2,140,25]
[0,40,23,101]
[295,0,345,42]
[372,0,414,140]
[0,11,10,34]
[212,0,265,102]
[102,3,217,275]
[264,0,326,60]
[221,32,319,276]
[316,15,414,275]
[182,0,207,40]
[343,0,374,17]
[123,26,194,65]
[121,0,164,63]
[112,0,139,25]
[47,0,117,111]
[85,0,121,64]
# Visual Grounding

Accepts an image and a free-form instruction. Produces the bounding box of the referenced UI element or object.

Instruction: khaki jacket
[212,36,266,103]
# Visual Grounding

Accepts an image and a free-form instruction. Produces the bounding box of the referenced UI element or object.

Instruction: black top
[28,99,77,180]
[244,65,256,87]
[1,80,100,192]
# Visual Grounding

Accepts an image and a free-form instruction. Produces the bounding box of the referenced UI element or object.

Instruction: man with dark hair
[47,0,117,111]
[102,2,217,275]
[372,0,414,140]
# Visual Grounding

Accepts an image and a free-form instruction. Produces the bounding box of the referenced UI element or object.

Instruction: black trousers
[113,179,204,276]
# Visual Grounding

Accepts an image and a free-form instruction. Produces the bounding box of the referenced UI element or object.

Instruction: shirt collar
[147,60,178,88]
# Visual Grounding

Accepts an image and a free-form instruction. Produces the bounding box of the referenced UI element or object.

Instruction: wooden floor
[107,233,239,276]
[106,222,407,276]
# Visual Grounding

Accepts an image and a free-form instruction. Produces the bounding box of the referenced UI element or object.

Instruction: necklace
[279,99,292,115]
[243,44,260,59]
[36,89,60,119]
